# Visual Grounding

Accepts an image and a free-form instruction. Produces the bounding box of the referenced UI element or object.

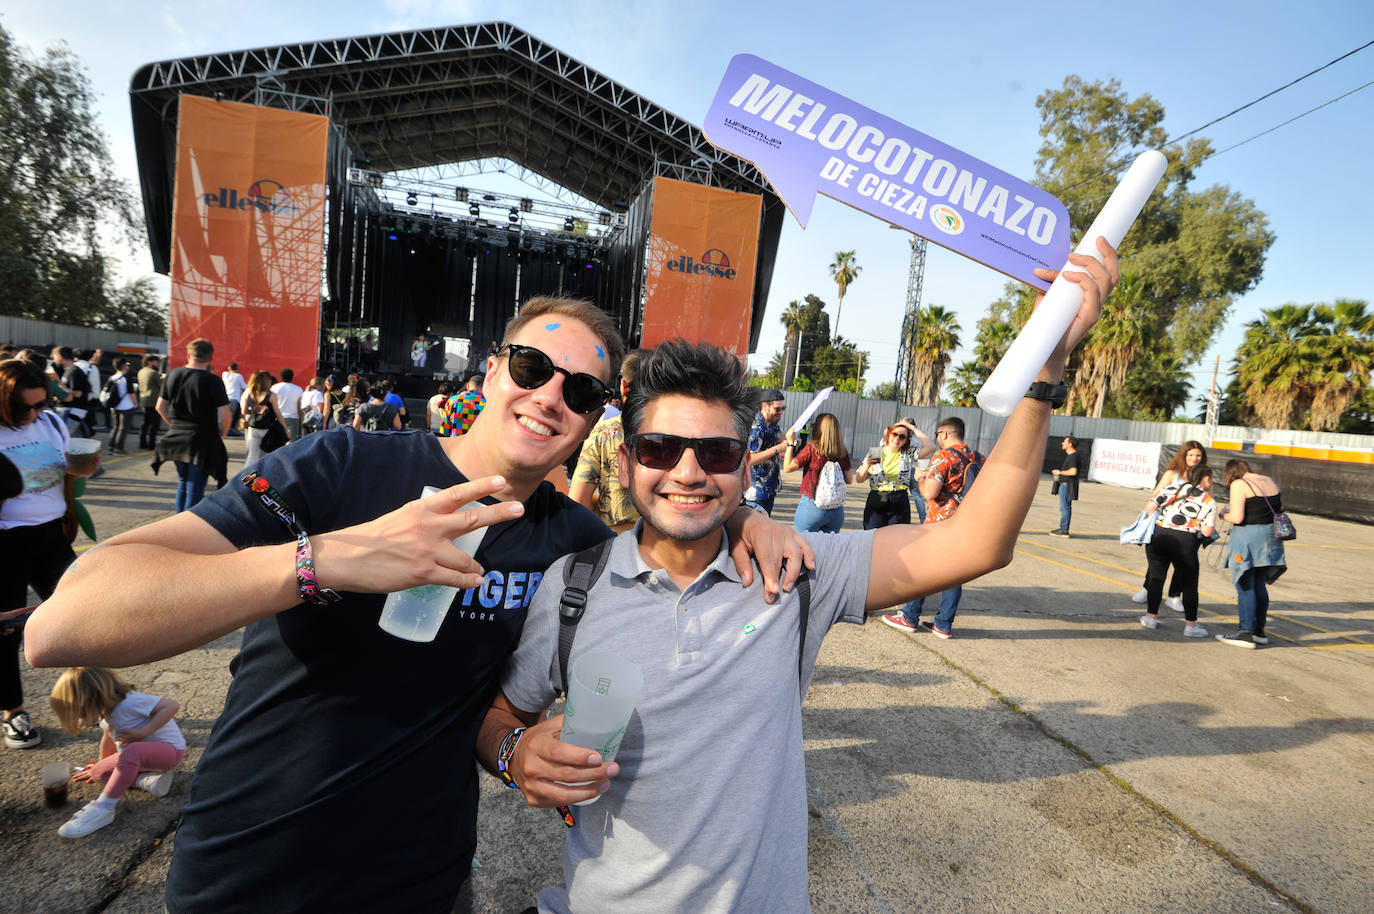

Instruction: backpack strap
[555,537,615,698]
[795,569,811,693]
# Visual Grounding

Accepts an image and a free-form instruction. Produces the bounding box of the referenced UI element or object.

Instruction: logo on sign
[666,248,738,280]
[929,204,964,236]
[202,178,302,216]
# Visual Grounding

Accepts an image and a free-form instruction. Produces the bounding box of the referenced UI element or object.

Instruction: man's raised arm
[25,477,522,668]
[865,239,1118,610]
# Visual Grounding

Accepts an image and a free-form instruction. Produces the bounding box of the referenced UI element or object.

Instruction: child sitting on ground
[49,666,186,838]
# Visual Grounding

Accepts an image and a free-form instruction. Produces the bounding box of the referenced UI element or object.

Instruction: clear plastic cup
[65,438,102,476]
[42,762,71,808]
[560,649,643,804]
[377,486,488,642]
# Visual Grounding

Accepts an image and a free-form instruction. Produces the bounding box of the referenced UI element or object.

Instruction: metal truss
[130,21,777,212]
[894,235,929,404]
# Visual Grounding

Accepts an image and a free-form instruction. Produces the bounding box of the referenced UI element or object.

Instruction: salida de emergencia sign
[702,54,1071,290]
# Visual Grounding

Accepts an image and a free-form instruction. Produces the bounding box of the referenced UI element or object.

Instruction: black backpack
[553,539,812,697]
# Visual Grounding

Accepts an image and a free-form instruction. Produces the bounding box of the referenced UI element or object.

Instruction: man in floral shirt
[746,389,787,514]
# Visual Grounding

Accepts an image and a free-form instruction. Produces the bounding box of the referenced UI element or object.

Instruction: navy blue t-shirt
[165,428,611,913]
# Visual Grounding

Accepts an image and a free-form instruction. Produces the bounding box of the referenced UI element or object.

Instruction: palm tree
[1235,304,1319,430]
[828,251,861,336]
[779,299,807,389]
[1072,272,1155,416]
[947,361,982,407]
[1309,299,1373,430]
[909,305,961,406]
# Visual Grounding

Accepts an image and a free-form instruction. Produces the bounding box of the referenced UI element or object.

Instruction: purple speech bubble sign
[703,54,1071,290]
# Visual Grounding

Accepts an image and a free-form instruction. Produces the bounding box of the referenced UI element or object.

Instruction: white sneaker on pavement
[1183,623,1209,638]
[1139,614,1158,630]
[1164,596,1185,613]
[58,800,116,838]
[1131,588,1148,604]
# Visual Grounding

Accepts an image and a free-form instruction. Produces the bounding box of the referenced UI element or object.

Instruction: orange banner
[169,95,328,381]
[641,177,762,356]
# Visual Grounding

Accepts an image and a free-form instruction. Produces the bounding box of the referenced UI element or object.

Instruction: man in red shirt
[882,416,984,638]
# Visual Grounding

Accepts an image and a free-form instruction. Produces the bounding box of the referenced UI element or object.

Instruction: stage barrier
[169,95,328,380]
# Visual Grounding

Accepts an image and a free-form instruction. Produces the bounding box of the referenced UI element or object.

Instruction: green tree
[102,276,168,337]
[866,380,899,401]
[778,299,807,389]
[827,251,860,336]
[1107,350,1192,420]
[906,305,960,406]
[1234,300,1373,431]
[985,76,1274,417]
[1071,272,1157,416]
[807,334,869,393]
[946,362,982,407]
[0,26,140,324]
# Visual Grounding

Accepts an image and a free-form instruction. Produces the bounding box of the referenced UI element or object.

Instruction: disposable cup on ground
[377,485,488,642]
[560,649,643,804]
[41,762,71,809]
[65,438,102,476]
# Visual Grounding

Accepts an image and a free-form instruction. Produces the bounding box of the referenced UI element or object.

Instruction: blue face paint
[595,345,605,359]
[545,323,560,331]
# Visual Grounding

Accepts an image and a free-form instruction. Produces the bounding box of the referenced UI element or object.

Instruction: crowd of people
[0,236,1297,910]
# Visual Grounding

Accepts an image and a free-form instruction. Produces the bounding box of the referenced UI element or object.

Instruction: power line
[1163,39,1374,147]
[1054,39,1374,195]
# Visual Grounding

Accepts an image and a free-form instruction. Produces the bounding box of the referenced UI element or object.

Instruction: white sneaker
[1183,623,1209,638]
[1164,596,1185,613]
[58,800,116,838]
[1131,588,1148,604]
[135,770,174,798]
[1139,614,1158,630]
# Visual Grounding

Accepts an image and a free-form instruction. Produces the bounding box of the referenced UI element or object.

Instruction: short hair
[467,374,484,391]
[937,416,966,440]
[75,348,94,361]
[500,296,625,386]
[380,378,394,393]
[1063,434,1079,448]
[620,350,645,386]
[0,360,48,429]
[58,347,76,361]
[50,667,134,735]
[114,358,130,371]
[1222,459,1251,487]
[623,339,759,442]
[279,367,294,382]
[15,349,50,376]
[437,382,453,396]
[187,338,214,361]
[142,354,160,367]
[228,361,238,370]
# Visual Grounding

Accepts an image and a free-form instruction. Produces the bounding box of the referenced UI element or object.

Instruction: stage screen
[168,95,328,380]
[641,176,762,356]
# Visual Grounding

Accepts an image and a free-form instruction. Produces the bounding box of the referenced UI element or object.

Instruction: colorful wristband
[497,726,526,789]
[294,530,341,605]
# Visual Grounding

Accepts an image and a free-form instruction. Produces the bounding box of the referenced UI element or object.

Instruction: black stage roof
[129,21,785,350]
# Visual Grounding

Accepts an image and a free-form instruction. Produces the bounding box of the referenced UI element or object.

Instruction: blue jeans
[1235,569,1269,634]
[911,489,927,524]
[174,461,208,513]
[793,495,844,533]
[1057,481,1073,532]
[901,585,963,633]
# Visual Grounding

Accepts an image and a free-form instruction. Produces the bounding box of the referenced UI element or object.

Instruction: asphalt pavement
[2,429,1370,913]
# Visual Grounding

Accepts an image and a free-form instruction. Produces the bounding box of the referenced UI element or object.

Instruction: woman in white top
[0,360,90,750]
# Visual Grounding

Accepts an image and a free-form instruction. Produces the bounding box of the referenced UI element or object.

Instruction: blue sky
[5,0,1372,410]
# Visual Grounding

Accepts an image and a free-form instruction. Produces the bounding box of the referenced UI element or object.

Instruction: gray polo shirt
[501,523,873,914]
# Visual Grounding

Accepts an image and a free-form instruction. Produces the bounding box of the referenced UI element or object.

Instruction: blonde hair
[50,667,133,735]
[812,412,848,462]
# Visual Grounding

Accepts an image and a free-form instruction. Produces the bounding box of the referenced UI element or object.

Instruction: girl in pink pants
[50,667,186,838]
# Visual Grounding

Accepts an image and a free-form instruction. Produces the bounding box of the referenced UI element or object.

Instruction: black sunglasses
[498,343,612,414]
[631,433,747,473]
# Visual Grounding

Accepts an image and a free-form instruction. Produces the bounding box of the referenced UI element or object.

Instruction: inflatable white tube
[976,150,1168,416]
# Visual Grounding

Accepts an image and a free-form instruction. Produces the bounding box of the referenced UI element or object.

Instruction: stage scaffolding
[129,21,785,360]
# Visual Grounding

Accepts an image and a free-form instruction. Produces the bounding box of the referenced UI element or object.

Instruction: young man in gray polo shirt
[478,238,1116,914]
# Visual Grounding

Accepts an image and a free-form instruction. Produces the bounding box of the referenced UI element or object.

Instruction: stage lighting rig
[406,191,419,206]
[469,203,480,217]
[508,207,519,224]
[455,187,469,202]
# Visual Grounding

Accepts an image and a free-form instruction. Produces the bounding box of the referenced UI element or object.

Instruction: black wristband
[1025,380,1068,409]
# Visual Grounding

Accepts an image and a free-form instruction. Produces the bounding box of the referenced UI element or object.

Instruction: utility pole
[793,330,803,388]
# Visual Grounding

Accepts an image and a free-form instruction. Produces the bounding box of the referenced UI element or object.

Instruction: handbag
[260,420,288,453]
[1120,509,1155,546]
[1245,481,1295,541]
